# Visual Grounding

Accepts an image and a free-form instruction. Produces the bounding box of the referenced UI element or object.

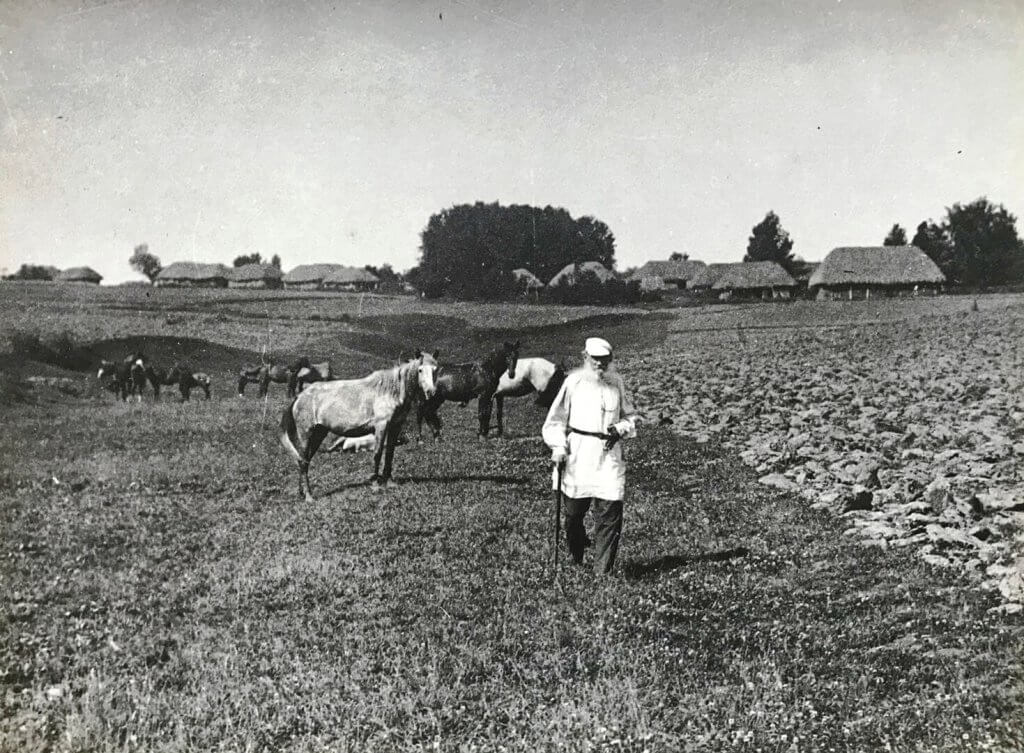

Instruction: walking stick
[552,461,563,583]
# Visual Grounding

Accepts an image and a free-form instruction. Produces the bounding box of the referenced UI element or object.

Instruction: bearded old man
[542,337,639,575]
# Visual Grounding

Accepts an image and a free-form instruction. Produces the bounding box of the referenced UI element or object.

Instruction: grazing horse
[294,361,333,394]
[147,364,212,401]
[416,340,520,439]
[98,355,148,401]
[492,357,567,436]
[279,351,438,501]
[237,357,311,397]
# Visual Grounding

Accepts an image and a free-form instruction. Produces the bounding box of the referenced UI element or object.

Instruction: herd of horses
[278,340,567,500]
[97,354,211,401]
[98,341,567,501]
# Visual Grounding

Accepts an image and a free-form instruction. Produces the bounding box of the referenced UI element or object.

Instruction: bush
[543,271,643,305]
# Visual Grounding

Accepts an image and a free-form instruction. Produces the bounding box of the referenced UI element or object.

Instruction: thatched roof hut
[229,263,283,289]
[711,262,797,300]
[687,263,730,290]
[154,262,231,288]
[282,263,348,290]
[548,261,616,287]
[322,267,380,291]
[512,268,544,290]
[809,246,945,290]
[56,266,103,284]
[630,259,707,289]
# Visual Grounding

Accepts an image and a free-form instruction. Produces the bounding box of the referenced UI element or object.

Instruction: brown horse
[416,341,519,439]
[98,354,148,402]
[279,352,438,500]
[147,364,211,401]
[237,357,311,397]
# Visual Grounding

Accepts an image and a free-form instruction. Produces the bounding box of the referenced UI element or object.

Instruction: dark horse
[237,357,311,398]
[146,364,212,401]
[98,353,148,402]
[416,341,520,439]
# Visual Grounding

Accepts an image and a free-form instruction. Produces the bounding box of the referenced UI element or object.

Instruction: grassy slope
[0,288,1022,751]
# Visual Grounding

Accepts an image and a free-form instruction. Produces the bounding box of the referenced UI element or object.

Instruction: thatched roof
[548,261,616,287]
[512,268,544,289]
[711,262,797,290]
[156,262,231,281]
[231,263,282,282]
[57,266,102,282]
[283,264,348,284]
[808,246,946,287]
[688,263,731,288]
[323,267,380,285]
[630,259,707,284]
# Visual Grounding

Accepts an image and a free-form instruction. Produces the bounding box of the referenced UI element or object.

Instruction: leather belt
[568,426,613,440]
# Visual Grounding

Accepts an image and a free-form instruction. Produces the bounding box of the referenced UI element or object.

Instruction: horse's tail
[279,398,303,462]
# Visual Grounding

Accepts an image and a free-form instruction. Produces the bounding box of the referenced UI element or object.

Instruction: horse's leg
[301,424,329,501]
[496,395,504,437]
[237,374,247,397]
[478,393,493,437]
[259,374,270,397]
[379,420,402,484]
[371,423,389,484]
[202,382,210,400]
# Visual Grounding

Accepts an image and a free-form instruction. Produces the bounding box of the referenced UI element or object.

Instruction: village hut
[228,263,283,289]
[711,261,797,301]
[547,261,616,287]
[154,262,231,288]
[629,259,708,290]
[282,264,348,290]
[687,263,730,291]
[809,246,946,300]
[56,266,103,284]
[322,267,381,292]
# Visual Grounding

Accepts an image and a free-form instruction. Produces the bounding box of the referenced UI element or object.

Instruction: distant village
[8,244,947,303]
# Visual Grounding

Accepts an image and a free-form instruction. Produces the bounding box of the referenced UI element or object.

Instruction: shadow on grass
[623,546,749,579]
[402,474,530,485]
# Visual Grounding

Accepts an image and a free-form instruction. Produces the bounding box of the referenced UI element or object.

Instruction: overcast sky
[1,0,1021,283]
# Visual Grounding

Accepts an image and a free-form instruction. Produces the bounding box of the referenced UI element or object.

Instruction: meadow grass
[1,391,1021,751]
[1,288,1022,751]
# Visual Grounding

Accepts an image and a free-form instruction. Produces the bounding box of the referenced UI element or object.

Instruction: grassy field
[1,284,1022,751]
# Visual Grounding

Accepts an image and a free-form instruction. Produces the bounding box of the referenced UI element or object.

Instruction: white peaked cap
[585,337,613,357]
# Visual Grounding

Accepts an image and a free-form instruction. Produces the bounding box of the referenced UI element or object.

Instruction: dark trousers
[564,497,623,574]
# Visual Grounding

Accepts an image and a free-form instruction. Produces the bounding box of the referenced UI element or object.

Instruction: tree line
[745,198,1024,288]
[6,197,1021,295]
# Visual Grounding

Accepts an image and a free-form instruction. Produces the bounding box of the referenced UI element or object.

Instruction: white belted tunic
[542,367,638,501]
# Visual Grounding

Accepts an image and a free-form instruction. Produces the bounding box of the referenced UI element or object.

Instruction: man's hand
[604,425,621,452]
[551,448,567,469]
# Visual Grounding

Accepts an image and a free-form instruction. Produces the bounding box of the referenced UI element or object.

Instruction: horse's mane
[362,359,418,404]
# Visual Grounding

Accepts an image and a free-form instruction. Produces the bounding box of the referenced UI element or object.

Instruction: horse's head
[414,350,440,399]
[503,340,520,380]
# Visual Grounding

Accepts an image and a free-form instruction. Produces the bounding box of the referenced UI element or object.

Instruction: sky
[1,0,1022,284]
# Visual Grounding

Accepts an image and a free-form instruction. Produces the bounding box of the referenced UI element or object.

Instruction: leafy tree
[6,264,57,281]
[233,253,263,267]
[884,224,908,246]
[944,198,1023,287]
[365,264,400,284]
[744,211,795,274]
[270,254,282,269]
[412,202,617,299]
[129,244,162,281]
[914,198,1023,287]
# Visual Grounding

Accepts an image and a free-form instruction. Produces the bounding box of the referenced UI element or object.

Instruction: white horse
[279,352,438,500]
[492,356,566,436]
